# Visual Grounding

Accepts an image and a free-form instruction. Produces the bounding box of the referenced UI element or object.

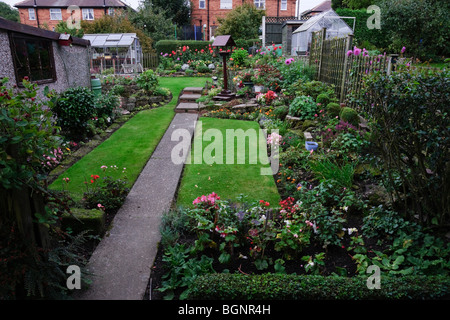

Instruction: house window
[281,0,287,10]
[10,33,56,84]
[108,7,115,15]
[220,0,232,9]
[254,0,265,9]
[49,8,62,20]
[28,8,36,20]
[82,8,94,20]
[199,0,206,9]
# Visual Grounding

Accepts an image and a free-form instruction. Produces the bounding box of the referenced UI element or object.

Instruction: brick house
[14,0,128,31]
[191,0,299,40]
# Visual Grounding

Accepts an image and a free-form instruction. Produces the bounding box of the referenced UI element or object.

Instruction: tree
[216,3,265,40]
[149,0,191,26]
[0,1,19,22]
[129,2,177,44]
[80,13,154,53]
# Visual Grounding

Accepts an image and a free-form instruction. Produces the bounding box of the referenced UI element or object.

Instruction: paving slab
[76,113,198,300]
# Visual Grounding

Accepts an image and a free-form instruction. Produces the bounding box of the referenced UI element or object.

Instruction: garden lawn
[176,117,281,207]
[49,77,209,201]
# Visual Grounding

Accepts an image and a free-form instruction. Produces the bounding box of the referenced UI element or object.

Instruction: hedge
[189,273,450,300]
[335,8,389,50]
[155,40,213,54]
[155,39,261,54]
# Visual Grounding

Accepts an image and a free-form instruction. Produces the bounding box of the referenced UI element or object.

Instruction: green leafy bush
[196,65,211,73]
[288,95,319,120]
[231,48,249,67]
[52,86,96,140]
[158,243,215,300]
[136,69,159,92]
[95,91,120,120]
[294,80,335,100]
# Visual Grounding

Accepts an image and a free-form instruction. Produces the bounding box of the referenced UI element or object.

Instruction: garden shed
[83,33,143,74]
[291,9,353,56]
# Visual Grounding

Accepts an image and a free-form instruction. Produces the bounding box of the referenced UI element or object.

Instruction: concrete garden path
[76,88,202,300]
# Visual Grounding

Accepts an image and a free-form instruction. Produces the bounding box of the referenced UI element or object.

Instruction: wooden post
[317,28,327,81]
[387,54,399,75]
[220,51,230,93]
[340,33,353,103]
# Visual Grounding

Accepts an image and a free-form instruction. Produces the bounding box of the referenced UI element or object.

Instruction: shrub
[83,170,129,213]
[52,86,97,140]
[95,92,120,120]
[273,105,289,120]
[294,80,335,100]
[196,65,211,73]
[136,69,159,93]
[288,95,319,120]
[231,48,249,67]
[339,107,360,126]
[326,102,341,117]
[357,67,449,225]
[316,93,330,105]
[189,273,450,300]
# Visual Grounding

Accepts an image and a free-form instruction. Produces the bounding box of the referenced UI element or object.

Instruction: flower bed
[149,48,450,300]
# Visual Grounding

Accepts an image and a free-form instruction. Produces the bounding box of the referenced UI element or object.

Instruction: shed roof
[82,33,137,47]
[293,9,349,34]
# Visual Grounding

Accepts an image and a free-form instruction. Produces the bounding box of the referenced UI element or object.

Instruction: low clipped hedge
[155,39,261,54]
[155,40,212,54]
[189,273,450,300]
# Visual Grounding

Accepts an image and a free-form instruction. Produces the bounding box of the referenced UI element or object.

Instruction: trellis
[309,28,392,104]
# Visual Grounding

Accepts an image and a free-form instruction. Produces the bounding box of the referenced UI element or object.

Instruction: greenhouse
[83,33,143,74]
[291,9,354,56]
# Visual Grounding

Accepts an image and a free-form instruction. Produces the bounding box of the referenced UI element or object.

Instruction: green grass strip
[50,77,209,201]
[176,117,281,207]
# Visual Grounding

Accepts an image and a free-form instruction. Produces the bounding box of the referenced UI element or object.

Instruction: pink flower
[353,46,362,56]
[346,50,353,56]
[401,46,406,54]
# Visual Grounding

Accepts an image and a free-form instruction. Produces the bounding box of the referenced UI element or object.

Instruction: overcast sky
[2,0,322,15]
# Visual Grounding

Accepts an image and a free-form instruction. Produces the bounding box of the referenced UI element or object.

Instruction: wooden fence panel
[142,53,159,70]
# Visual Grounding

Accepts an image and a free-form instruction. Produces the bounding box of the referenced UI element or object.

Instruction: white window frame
[199,0,206,9]
[49,8,62,20]
[220,0,232,9]
[82,8,95,20]
[108,7,115,16]
[254,0,265,9]
[281,0,287,11]
[28,8,36,20]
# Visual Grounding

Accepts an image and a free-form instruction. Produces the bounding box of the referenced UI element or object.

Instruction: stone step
[179,93,202,103]
[175,102,199,113]
[182,87,204,94]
